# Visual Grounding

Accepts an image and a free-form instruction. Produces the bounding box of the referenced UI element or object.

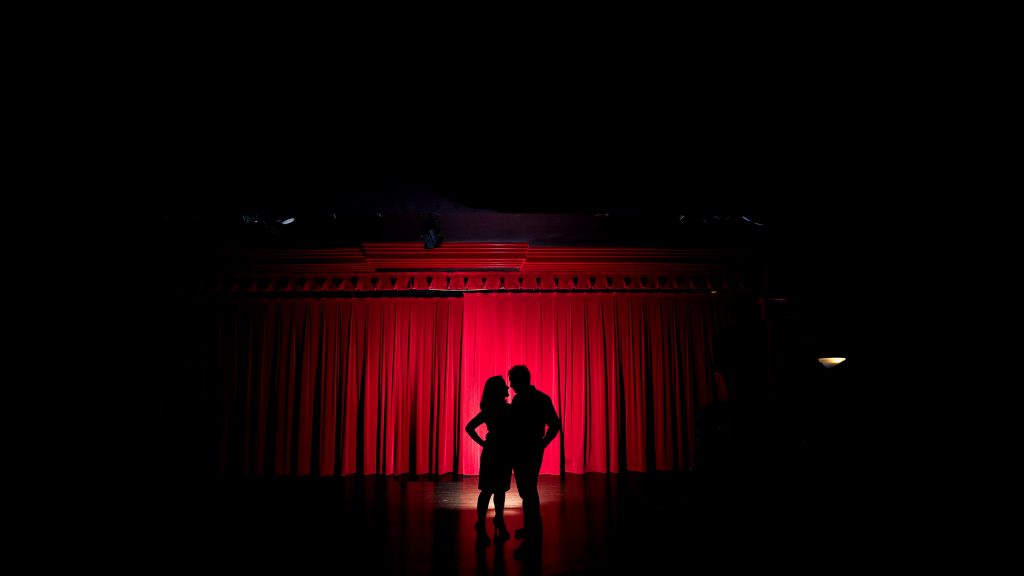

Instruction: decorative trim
[204,243,758,293]
[361,242,529,270]
[205,271,751,294]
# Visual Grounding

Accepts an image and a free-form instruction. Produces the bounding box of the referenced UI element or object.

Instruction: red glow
[213,293,741,476]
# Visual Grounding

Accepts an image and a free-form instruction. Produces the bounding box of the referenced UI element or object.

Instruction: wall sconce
[817,357,846,368]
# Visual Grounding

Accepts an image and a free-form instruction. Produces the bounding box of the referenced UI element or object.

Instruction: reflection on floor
[138,469,906,575]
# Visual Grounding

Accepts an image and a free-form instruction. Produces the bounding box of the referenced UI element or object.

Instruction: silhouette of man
[508,364,561,553]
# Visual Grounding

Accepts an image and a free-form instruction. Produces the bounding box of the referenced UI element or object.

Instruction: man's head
[508,365,531,394]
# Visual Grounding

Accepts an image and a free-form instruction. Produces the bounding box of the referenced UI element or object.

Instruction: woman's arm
[465,412,487,447]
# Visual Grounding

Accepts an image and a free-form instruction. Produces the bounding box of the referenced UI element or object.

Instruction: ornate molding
[205,271,752,294]
[204,243,759,293]
[362,242,529,270]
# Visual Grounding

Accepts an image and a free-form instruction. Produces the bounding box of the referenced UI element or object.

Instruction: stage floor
[132,468,918,575]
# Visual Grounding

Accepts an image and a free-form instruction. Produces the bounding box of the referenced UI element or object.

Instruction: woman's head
[480,375,509,411]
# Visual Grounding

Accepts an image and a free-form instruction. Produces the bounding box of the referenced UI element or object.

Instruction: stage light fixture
[420,215,442,249]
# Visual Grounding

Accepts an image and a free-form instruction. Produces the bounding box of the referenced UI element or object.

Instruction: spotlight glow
[434,477,525,510]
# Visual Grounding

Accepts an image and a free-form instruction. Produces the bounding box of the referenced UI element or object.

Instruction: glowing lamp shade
[817,357,846,368]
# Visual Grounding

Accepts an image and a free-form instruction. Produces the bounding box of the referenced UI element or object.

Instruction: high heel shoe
[493,518,510,541]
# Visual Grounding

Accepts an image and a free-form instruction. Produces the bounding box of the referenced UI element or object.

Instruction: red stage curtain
[214,298,464,476]
[212,293,744,476]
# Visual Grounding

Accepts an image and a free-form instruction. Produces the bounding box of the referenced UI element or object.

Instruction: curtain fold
[210,293,747,476]
[214,298,463,476]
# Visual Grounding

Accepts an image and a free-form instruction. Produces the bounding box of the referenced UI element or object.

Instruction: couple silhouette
[465,365,561,558]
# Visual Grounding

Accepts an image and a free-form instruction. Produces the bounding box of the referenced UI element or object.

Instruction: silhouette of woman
[465,375,514,545]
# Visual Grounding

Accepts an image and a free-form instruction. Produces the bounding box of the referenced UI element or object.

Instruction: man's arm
[541,399,561,449]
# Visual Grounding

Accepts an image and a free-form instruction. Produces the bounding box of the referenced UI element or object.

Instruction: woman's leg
[493,491,506,520]
[475,491,492,545]
[477,491,492,525]
[492,491,510,540]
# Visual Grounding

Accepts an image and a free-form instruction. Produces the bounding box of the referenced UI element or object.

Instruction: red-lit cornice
[208,243,758,293]
[229,248,376,273]
[521,247,736,273]
[361,242,530,270]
